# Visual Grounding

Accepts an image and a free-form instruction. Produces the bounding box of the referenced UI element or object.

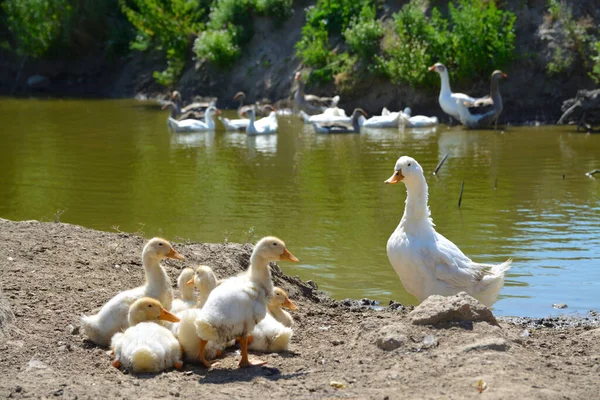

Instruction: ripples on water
[0,98,599,317]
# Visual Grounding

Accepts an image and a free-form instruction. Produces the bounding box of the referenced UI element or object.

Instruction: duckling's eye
[158,243,163,247]
[407,163,411,167]
[147,304,152,308]
[272,242,277,246]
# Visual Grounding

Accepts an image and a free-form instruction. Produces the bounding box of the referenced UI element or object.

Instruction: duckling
[194,237,299,368]
[110,297,182,373]
[81,238,184,347]
[170,268,197,314]
[175,265,224,363]
[248,287,298,353]
[268,287,297,328]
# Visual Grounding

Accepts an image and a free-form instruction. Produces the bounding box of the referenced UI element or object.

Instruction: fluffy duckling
[176,265,223,363]
[385,156,511,306]
[248,287,298,353]
[170,268,197,314]
[110,297,182,373]
[81,238,184,347]
[194,237,299,368]
[267,287,297,327]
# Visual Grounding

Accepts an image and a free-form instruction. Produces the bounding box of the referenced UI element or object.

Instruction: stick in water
[433,154,449,176]
[458,180,465,208]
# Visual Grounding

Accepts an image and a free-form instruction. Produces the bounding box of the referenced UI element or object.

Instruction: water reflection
[0,97,599,317]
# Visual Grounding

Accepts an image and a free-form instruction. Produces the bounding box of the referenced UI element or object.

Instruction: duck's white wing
[451,93,477,103]
[424,232,480,289]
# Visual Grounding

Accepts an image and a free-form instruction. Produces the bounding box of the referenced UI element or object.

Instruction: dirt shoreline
[0,218,599,399]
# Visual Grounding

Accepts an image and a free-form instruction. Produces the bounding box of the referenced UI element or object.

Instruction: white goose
[385,156,511,306]
[399,107,439,128]
[429,63,476,121]
[243,108,278,135]
[194,237,299,368]
[299,110,353,125]
[164,103,220,133]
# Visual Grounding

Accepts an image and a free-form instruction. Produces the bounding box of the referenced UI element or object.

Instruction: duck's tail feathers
[194,319,219,342]
[270,328,293,352]
[81,314,105,346]
[131,346,159,373]
[490,259,512,276]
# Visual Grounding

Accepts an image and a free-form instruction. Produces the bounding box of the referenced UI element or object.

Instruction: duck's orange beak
[282,298,298,311]
[428,65,436,71]
[280,248,299,263]
[159,308,180,323]
[385,170,404,184]
[167,247,185,260]
[186,277,194,286]
[502,73,508,79]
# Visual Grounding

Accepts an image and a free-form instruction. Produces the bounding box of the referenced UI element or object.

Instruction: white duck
[360,108,401,128]
[175,265,223,363]
[110,297,182,373]
[429,63,476,121]
[299,110,353,125]
[384,156,511,306]
[399,107,439,128]
[163,103,221,133]
[194,237,299,368]
[248,287,297,353]
[169,268,197,314]
[243,108,278,135]
[220,105,276,132]
[81,238,184,347]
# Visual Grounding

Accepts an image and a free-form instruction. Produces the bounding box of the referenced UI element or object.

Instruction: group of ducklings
[81,236,299,373]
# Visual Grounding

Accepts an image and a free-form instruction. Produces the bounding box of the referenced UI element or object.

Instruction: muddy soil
[0,218,599,399]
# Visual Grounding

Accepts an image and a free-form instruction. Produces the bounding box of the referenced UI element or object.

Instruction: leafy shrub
[448,0,516,79]
[209,0,254,45]
[591,42,600,83]
[255,0,293,22]
[343,4,383,62]
[2,0,72,57]
[296,0,377,84]
[193,29,241,68]
[378,0,516,87]
[120,0,206,86]
[544,0,595,75]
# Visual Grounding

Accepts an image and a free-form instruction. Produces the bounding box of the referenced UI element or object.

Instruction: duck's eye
[147,304,152,308]
[273,242,277,246]
[158,243,163,247]
[407,163,411,167]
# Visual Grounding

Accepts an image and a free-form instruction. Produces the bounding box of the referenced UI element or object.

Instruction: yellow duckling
[248,287,298,353]
[176,265,223,362]
[170,268,197,314]
[194,237,299,368]
[110,297,182,373]
[81,238,184,347]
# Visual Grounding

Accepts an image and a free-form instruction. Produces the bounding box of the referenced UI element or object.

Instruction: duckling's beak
[167,247,185,260]
[282,298,298,311]
[186,278,194,286]
[159,308,180,323]
[280,248,300,263]
[385,170,404,184]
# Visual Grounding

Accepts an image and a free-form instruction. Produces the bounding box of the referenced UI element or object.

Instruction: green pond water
[1,97,599,317]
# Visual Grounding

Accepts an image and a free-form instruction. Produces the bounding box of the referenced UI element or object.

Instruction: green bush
[296,0,377,84]
[545,0,595,75]
[378,0,515,87]
[343,4,383,63]
[590,41,600,83]
[2,0,72,57]
[255,0,293,22]
[193,29,241,68]
[209,0,254,45]
[449,0,516,79]
[120,0,206,86]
